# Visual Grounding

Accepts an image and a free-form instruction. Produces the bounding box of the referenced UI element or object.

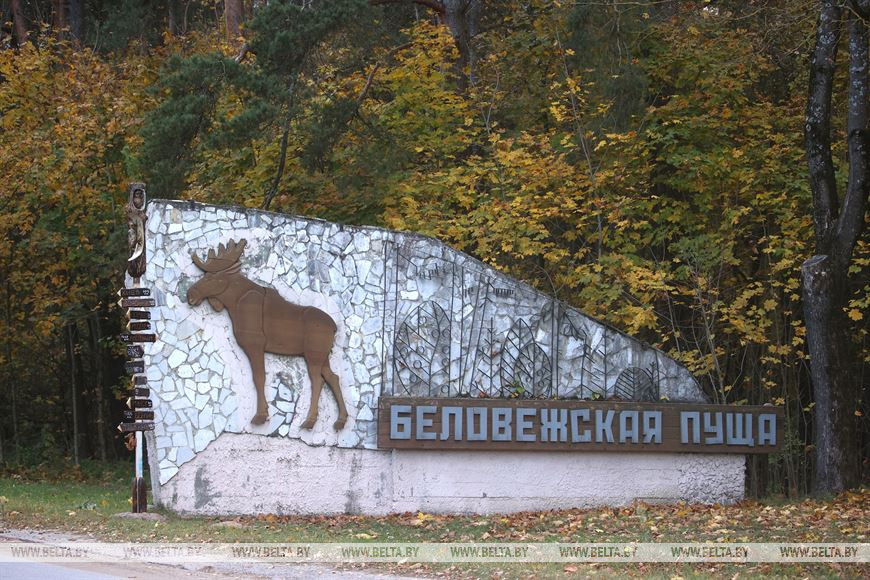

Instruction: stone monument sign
[137,200,781,515]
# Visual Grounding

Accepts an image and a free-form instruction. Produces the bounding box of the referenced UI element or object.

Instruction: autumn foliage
[0,1,866,493]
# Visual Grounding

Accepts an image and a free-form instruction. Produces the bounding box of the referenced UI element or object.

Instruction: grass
[0,465,867,578]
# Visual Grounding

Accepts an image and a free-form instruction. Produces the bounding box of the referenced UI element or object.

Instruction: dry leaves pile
[244,489,868,544]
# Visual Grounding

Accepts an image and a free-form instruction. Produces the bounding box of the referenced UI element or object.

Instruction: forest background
[0,0,866,497]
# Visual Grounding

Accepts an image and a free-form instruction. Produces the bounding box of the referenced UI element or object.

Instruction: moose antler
[191,239,248,272]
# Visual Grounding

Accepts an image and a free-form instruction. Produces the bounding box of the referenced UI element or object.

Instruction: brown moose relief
[187,239,348,431]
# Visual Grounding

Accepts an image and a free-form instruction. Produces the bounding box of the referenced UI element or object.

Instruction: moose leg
[300,358,324,430]
[242,346,269,425]
[322,363,347,430]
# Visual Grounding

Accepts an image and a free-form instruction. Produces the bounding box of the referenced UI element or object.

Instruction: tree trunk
[68,0,83,41]
[88,313,107,462]
[73,322,90,459]
[225,0,243,45]
[53,0,67,35]
[369,0,480,89]
[10,0,28,48]
[441,0,479,89]
[4,280,18,463]
[801,256,859,492]
[804,0,868,495]
[167,0,179,37]
[10,369,18,463]
[66,323,79,465]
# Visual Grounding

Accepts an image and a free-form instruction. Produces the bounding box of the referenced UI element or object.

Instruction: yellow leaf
[847,309,863,321]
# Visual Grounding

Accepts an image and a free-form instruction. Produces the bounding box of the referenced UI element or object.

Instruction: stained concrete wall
[150,433,745,514]
[139,200,745,513]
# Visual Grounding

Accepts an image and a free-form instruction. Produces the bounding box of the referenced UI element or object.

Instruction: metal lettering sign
[119,298,156,308]
[118,288,151,297]
[126,345,145,358]
[120,332,156,343]
[118,422,155,433]
[378,397,783,454]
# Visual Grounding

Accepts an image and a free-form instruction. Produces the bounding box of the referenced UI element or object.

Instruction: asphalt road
[0,561,215,580]
[0,529,418,580]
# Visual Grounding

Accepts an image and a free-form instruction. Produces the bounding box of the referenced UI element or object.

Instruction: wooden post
[124,182,150,513]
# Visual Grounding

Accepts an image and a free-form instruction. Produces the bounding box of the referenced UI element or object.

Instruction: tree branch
[234,42,249,63]
[262,79,297,211]
[849,0,870,21]
[357,62,380,104]
[805,0,843,252]
[369,0,445,16]
[836,11,870,266]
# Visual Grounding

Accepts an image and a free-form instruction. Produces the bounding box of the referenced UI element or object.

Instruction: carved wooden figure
[187,239,347,430]
[125,183,147,278]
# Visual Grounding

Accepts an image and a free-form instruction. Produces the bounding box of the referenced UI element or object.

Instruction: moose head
[187,239,347,430]
[187,239,247,312]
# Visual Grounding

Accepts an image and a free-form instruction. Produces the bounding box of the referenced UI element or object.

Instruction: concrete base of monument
[149,433,745,515]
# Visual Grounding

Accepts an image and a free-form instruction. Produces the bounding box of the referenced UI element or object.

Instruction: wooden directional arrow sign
[118,288,151,297]
[118,298,156,308]
[123,410,154,421]
[118,422,154,433]
[126,397,153,409]
[123,410,155,421]
[125,360,145,374]
[132,375,147,385]
[127,321,151,331]
[120,332,156,343]
[126,345,144,358]
[133,387,150,398]
[128,310,151,320]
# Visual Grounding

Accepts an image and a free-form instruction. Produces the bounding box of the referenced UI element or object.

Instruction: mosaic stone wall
[140,200,707,486]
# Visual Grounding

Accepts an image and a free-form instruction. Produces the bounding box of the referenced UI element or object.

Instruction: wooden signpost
[118,422,155,433]
[119,332,156,343]
[118,182,153,514]
[119,298,156,308]
[126,346,144,358]
[118,288,151,298]
[123,410,155,421]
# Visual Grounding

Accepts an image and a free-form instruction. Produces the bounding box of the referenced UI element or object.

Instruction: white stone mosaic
[139,200,707,485]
